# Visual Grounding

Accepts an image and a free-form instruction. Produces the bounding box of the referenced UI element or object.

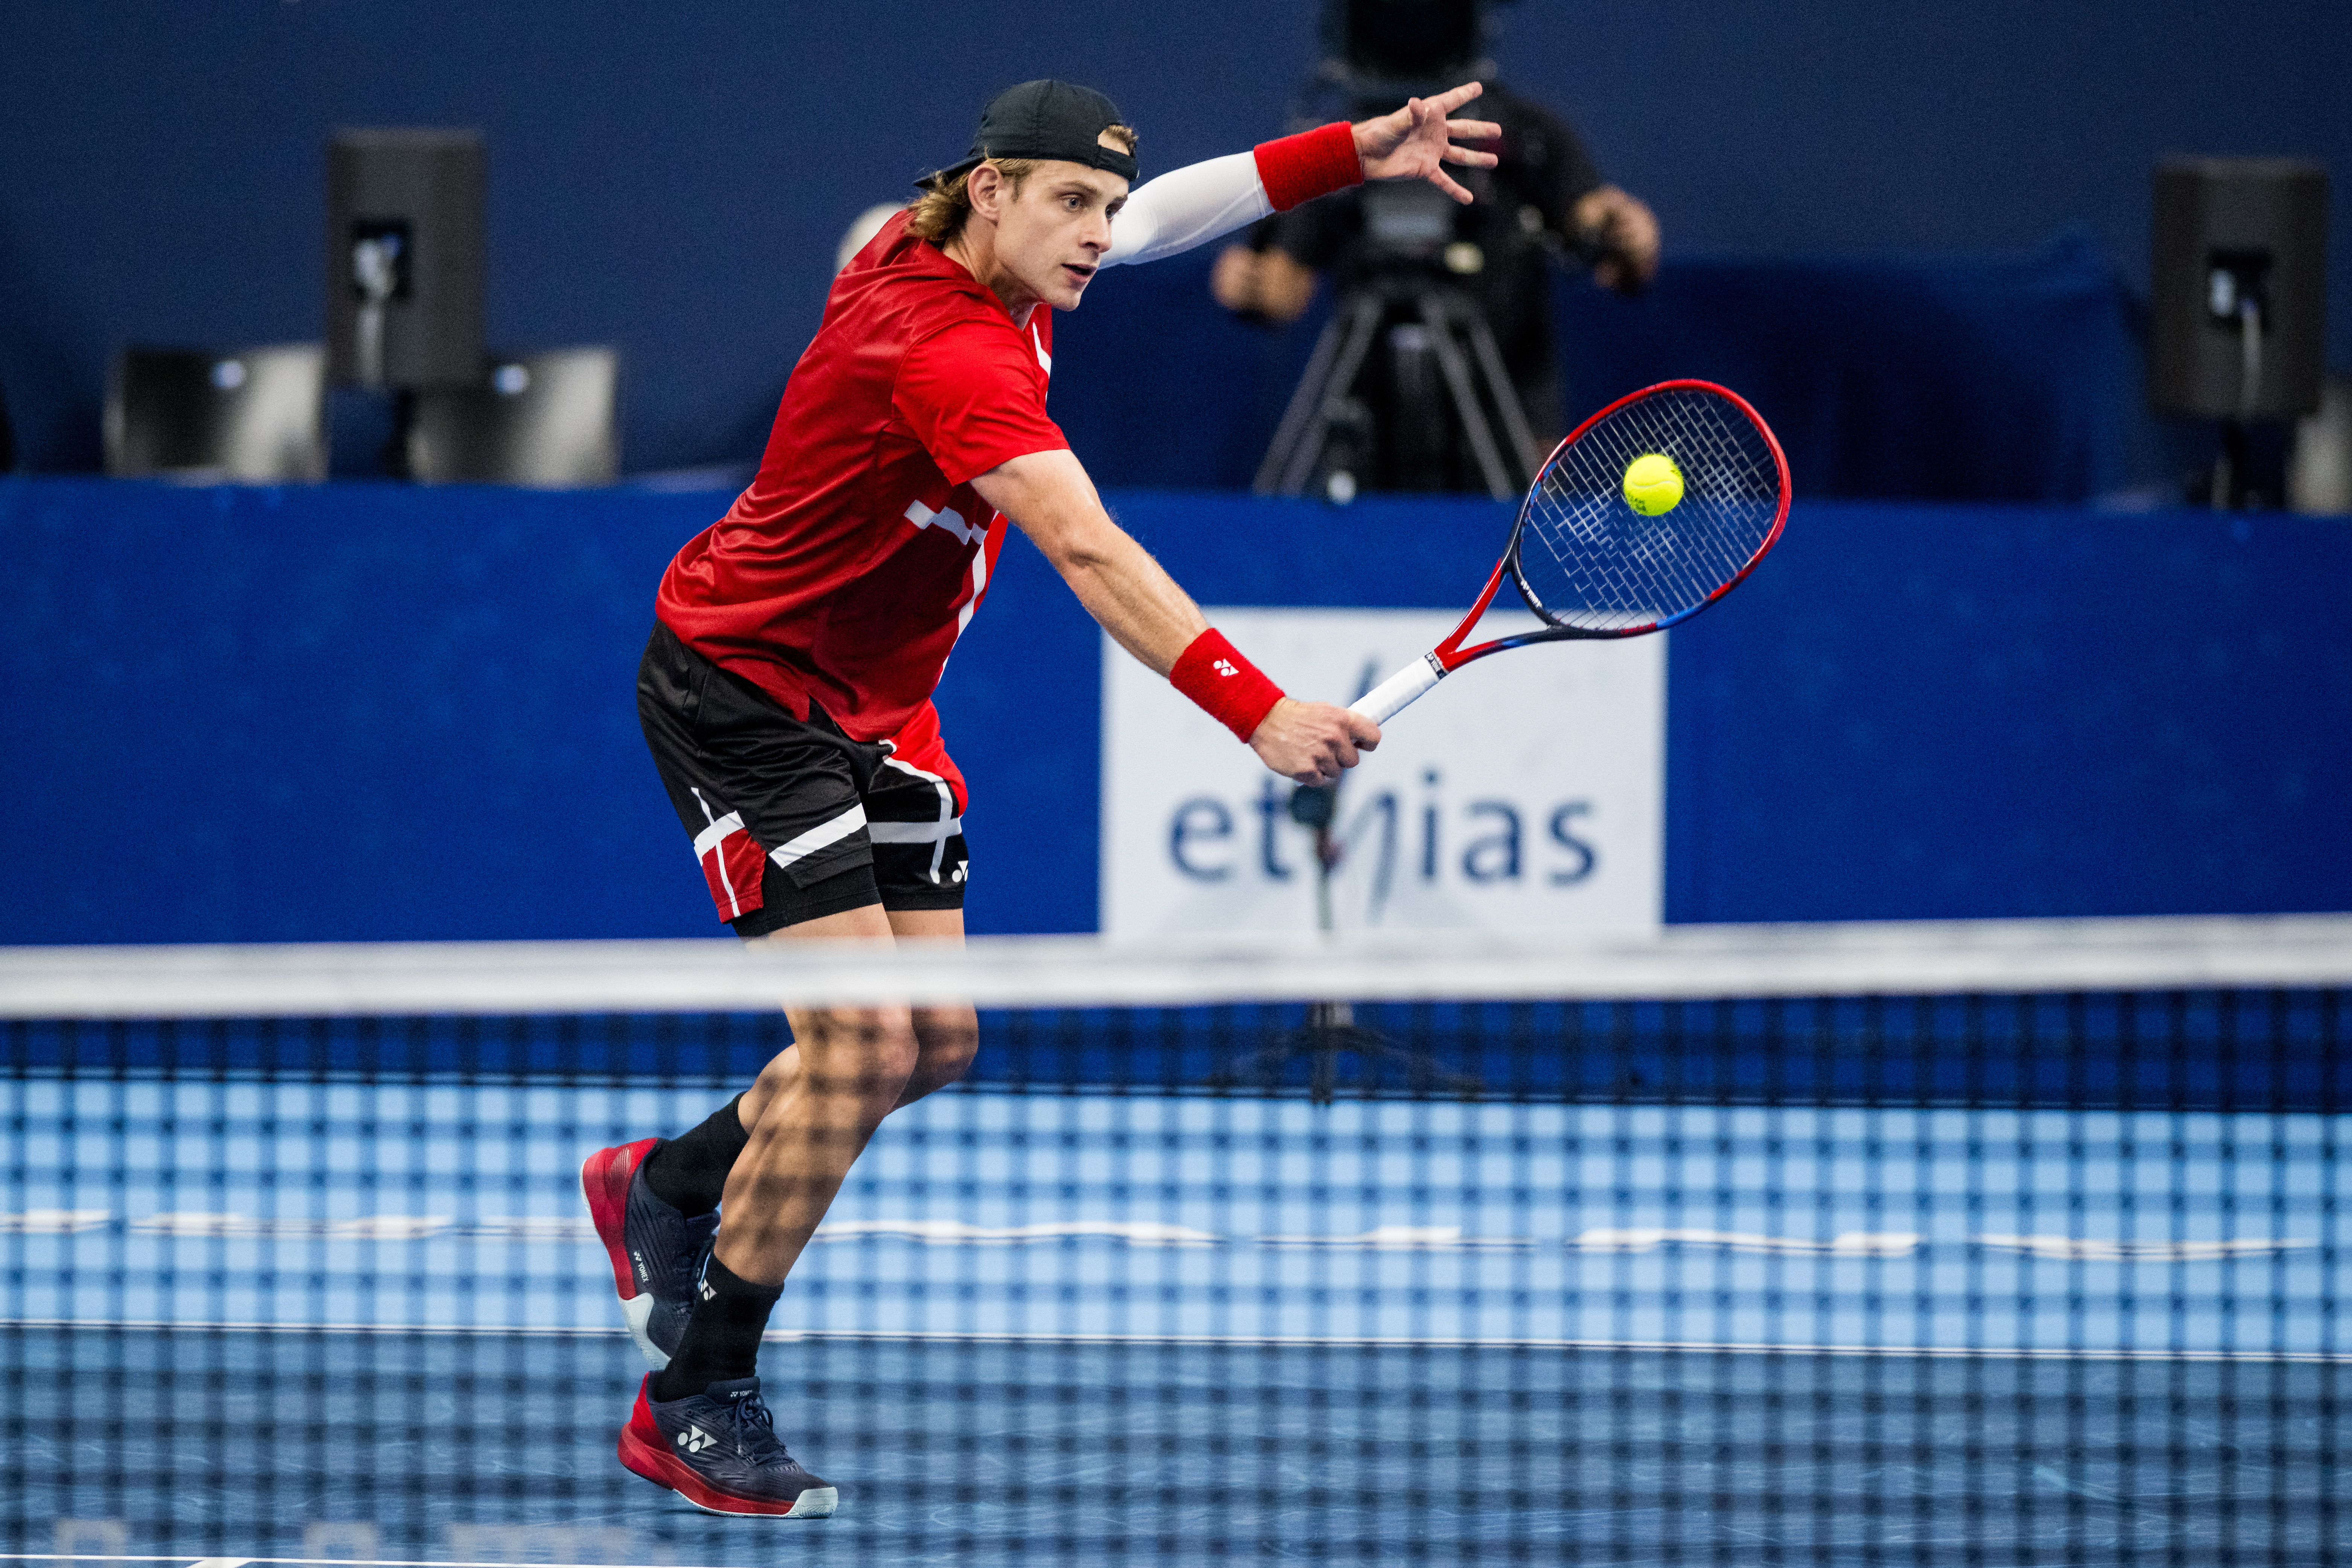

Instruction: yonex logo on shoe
[1212,659,1237,677]
[678,1424,716,1454]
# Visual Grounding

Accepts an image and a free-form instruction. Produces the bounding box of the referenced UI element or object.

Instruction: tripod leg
[1460,309,1546,483]
[1417,294,1515,500]
[1274,294,1387,497]
[1255,310,1351,495]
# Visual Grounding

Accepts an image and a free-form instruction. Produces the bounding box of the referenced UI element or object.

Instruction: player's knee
[797,1005,920,1108]
[916,1005,978,1086]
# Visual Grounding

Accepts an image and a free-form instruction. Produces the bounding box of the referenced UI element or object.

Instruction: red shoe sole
[618,1414,837,1518]
[579,1138,657,1299]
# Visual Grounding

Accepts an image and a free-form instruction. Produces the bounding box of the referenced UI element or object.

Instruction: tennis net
[3,916,2346,1565]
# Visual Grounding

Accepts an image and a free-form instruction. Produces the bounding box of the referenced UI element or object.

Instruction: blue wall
[3,478,2346,943]
[2,1,2345,484]
[1056,239,2142,501]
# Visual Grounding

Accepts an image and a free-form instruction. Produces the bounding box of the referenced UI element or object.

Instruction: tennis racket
[1349,379,1791,724]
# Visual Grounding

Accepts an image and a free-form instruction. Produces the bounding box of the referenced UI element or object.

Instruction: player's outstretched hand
[1248,698,1381,786]
[1353,82,1500,206]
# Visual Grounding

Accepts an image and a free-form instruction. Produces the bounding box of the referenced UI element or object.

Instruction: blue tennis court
[3,929,2346,1562]
[6,1082,2342,1352]
[11,1327,2340,1564]
[7,1077,2344,1560]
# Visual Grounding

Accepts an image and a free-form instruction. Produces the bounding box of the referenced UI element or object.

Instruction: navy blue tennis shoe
[581,1137,719,1369]
[618,1374,838,1517]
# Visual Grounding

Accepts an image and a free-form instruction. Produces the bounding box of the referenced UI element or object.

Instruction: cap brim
[919,155,983,190]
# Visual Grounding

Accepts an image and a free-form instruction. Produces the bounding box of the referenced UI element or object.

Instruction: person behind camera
[1213,0,1659,488]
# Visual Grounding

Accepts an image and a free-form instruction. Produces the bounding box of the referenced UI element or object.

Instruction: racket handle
[1349,654,1445,725]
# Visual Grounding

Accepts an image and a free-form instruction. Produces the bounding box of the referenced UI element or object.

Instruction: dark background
[2,2,2347,941]
[2,0,2346,483]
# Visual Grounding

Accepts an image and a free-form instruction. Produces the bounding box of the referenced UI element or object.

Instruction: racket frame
[1351,379,1791,724]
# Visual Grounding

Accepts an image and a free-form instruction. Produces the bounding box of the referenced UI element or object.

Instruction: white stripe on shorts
[691,808,747,860]
[867,817,963,845]
[768,803,869,869]
[882,754,961,882]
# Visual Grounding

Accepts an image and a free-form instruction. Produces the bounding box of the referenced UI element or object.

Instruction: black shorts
[637,622,968,937]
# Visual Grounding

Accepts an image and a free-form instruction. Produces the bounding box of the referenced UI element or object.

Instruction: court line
[3,1213,2325,1261]
[7,1317,2346,1363]
[3,1558,691,1568]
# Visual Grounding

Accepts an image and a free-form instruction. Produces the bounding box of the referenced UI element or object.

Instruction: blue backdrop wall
[2,1,2345,486]
[3,478,2346,943]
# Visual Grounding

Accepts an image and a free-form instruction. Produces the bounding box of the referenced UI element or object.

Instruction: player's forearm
[972,450,1207,673]
[1053,530,1211,674]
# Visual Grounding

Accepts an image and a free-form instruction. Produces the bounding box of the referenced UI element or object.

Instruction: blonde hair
[907,125,1138,244]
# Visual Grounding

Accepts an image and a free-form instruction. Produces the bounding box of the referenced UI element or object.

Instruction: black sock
[653,1253,782,1400]
[642,1092,751,1217]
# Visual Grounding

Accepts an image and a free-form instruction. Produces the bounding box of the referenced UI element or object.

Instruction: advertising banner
[1101,608,1664,937]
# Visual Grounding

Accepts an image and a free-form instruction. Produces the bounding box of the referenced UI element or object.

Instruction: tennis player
[582,76,1499,1516]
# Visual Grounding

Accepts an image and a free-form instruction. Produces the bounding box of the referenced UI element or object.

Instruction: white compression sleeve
[1101,152,1273,269]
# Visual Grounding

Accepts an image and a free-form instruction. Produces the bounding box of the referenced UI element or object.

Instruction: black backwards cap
[932,79,1139,186]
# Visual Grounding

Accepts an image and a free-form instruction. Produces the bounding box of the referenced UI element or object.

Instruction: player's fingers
[1427,81,1485,113]
[1443,145,1501,167]
[1430,168,1475,204]
[1345,712,1382,750]
[1445,118,1502,141]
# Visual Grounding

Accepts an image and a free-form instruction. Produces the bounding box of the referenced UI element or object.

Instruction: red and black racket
[1349,379,1791,724]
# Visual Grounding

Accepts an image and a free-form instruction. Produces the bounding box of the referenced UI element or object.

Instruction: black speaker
[105,344,328,482]
[327,129,486,389]
[2149,158,2329,420]
[406,349,620,487]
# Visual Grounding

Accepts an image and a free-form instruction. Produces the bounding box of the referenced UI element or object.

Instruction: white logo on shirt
[904,499,983,547]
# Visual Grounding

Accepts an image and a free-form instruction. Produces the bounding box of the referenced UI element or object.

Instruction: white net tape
[4,914,2350,1017]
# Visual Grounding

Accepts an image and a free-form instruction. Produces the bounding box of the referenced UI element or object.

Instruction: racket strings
[1533,410,1771,622]
[1517,388,1782,634]
[1533,409,1766,621]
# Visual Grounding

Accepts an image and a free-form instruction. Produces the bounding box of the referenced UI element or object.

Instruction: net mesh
[1516,384,1785,634]
[3,922,2346,1565]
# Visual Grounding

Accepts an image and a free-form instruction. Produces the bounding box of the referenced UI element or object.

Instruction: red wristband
[1170,629,1286,742]
[1252,121,1363,213]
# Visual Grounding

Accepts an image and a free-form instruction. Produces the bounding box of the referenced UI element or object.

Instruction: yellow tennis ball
[1623,453,1685,516]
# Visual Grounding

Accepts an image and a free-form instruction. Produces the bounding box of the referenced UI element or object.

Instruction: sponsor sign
[1100,607,1664,937]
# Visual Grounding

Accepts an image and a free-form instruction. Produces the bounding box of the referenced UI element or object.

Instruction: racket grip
[1349,654,1445,725]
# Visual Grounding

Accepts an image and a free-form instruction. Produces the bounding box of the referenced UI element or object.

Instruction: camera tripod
[1211,776,1483,1105]
[1253,276,1545,502]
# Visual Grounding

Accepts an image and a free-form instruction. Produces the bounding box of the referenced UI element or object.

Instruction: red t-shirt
[656,210,1067,801]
